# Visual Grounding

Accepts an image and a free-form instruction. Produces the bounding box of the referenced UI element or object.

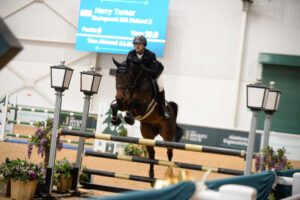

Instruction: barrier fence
[84,151,244,176]
[0,101,99,141]
[61,129,250,158]
[3,98,298,199]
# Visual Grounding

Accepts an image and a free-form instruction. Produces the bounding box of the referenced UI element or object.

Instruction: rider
[126,35,170,120]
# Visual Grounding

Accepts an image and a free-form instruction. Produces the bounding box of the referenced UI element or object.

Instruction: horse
[110,58,183,182]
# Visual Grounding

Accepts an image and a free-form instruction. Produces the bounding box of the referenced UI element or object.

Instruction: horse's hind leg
[162,122,176,161]
[140,122,157,186]
[167,148,173,161]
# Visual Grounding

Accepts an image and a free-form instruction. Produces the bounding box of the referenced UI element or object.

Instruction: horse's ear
[112,57,121,68]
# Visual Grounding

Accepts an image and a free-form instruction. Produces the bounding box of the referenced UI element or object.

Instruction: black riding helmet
[133,35,147,46]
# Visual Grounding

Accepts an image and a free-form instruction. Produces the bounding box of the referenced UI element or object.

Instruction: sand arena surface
[1,125,299,199]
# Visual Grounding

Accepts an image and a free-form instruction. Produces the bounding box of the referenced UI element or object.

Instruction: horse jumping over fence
[110,58,183,182]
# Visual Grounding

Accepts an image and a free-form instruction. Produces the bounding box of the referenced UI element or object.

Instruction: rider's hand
[128,56,140,64]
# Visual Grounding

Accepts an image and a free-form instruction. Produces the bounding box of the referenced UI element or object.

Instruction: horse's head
[127,56,142,76]
[112,58,132,110]
[112,57,152,112]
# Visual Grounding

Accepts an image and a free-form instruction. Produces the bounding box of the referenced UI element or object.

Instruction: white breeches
[157,75,164,92]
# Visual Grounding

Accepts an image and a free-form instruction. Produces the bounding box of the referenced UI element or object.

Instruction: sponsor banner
[179,124,261,153]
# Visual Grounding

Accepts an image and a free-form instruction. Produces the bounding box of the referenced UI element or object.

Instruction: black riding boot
[157,90,170,120]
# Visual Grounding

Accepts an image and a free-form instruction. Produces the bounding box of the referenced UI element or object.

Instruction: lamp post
[72,69,102,191]
[260,81,282,151]
[46,60,73,194]
[245,80,269,175]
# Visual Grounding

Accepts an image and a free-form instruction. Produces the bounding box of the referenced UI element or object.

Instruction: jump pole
[83,168,156,184]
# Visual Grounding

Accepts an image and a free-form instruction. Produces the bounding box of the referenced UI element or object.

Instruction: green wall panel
[259,53,300,68]
[258,64,300,135]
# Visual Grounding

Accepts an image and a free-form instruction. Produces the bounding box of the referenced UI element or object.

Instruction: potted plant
[255,146,293,200]
[1,158,43,200]
[0,175,10,197]
[0,158,11,197]
[79,166,90,183]
[124,144,147,157]
[27,118,63,193]
[53,158,73,192]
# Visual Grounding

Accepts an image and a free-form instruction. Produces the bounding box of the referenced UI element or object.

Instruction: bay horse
[110,58,183,181]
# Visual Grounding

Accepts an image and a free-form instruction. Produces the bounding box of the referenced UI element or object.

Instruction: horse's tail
[169,101,178,119]
[169,101,183,142]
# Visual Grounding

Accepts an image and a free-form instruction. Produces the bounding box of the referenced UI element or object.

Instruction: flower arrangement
[0,158,43,183]
[53,158,73,187]
[125,144,147,157]
[27,118,63,171]
[0,158,12,182]
[118,128,128,137]
[255,146,293,172]
[255,147,293,200]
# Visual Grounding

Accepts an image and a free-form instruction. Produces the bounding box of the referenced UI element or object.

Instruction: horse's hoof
[110,103,119,111]
[124,115,135,125]
[111,117,122,126]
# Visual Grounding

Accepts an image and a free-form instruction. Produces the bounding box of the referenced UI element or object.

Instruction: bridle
[114,62,157,119]
[116,64,143,101]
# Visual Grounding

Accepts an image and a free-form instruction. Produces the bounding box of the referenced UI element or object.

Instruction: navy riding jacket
[126,49,164,79]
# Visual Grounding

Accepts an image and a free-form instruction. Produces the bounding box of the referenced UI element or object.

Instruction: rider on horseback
[126,35,170,120]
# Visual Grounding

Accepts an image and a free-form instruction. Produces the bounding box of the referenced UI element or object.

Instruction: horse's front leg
[110,102,121,125]
[124,99,135,125]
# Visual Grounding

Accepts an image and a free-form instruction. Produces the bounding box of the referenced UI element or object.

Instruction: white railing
[191,172,300,200]
[191,184,256,200]
[276,172,300,196]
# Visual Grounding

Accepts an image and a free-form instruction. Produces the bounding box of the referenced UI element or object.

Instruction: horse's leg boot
[110,103,122,125]
[111,116,122,126]
[124,112,135,125]
[157,90,170,120]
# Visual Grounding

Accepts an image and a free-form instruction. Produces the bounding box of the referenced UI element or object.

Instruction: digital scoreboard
[76,0,170,57]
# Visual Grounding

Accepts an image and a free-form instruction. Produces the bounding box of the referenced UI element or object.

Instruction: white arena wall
[1,0,300,159]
